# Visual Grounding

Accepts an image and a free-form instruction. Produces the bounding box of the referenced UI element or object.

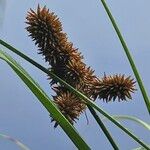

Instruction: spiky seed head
[51,91,86,127]
[26,5,82,66]
[47,60,85,86]
[97,74,136,102]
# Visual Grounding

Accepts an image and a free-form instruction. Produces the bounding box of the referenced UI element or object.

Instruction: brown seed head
[51,91,86,127]
[26,5,82,66]
[97,74,136,102]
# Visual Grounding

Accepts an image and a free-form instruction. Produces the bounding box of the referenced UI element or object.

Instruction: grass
[0,1,150,150]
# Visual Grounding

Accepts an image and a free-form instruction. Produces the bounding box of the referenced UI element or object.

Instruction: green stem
[87,105,119,150]
[100,0,150,114]
[0,41,118,148]
[102,115,150,131]
[0,39,149,149]
[0,50,91,150]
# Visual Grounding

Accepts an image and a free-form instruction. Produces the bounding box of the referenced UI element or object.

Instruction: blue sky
[0,0,150,149]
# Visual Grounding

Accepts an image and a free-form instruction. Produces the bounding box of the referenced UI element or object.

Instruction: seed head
[51,91,86,127]
[97,74,136,102]
[26,5,82,66]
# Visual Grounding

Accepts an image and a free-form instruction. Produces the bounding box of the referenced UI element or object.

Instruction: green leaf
[0,50,91,150]
[100,0,150,114]
[0,39,149,150]
[133,147,145,150]
[0,133,30,150]
[102,115,150,131]
[132,146,150,150]
[87,105,119,150]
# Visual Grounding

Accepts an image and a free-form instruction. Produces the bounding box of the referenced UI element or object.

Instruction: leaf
[0,133,30,150]
[0,39,149,149]
[132,146,150,150]
[102,115,150,131]
[0,50,91,150]
[100,0,150,114]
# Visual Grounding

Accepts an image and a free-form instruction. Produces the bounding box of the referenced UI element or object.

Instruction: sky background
[0,0,150,149]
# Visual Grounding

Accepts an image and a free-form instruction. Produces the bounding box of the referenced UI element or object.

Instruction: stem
[88,105,119,150]
[0,51,91,150]
[0,39,149,149]
[100,0,150,114]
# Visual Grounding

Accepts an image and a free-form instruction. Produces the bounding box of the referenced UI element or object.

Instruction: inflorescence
[26,5,136,127]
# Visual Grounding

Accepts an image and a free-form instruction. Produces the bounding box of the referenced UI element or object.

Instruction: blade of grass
[87,105,119,150]
[132,146,150,150]
[0,133,30,150]
[0,40,149,149]
[0,40,119,149]
[99,0,150,114]
[102,115,150,131]
[0,50,91,150]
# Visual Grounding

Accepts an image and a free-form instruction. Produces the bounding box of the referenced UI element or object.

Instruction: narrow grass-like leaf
[0,40,119,149]
[0,133,30,150]
[132,146,150,150]
[0,40,149,149]
[102,115,150,131]
[0,50,91,150]
[87,105,119,150]
[100,0,150,114]
[114,116,150,131]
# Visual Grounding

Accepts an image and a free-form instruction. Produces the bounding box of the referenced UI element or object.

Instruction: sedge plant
[0,1,150,150]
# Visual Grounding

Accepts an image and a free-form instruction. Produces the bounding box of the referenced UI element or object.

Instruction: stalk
[88,105,119,150]
[100,0,150,114]
[0,39,149,149]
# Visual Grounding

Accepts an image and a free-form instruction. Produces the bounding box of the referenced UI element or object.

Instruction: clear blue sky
[0,0,150,149]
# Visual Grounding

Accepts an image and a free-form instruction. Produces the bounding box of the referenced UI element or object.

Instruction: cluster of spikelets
[26,5,136,127]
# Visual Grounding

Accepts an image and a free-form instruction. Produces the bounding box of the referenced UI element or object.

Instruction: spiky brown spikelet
[26,5,82,67]
[49,60,88,86]
[26,5,89,86]
[51,91,86,127]
[97,74,136,102]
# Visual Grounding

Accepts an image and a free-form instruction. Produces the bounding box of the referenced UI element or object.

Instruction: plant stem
[0,42,119,148]
[87,105,119,150]
[102,115,150,131]
[0,50,91,150]
[99,0,150,114]
[0,39,149,149]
